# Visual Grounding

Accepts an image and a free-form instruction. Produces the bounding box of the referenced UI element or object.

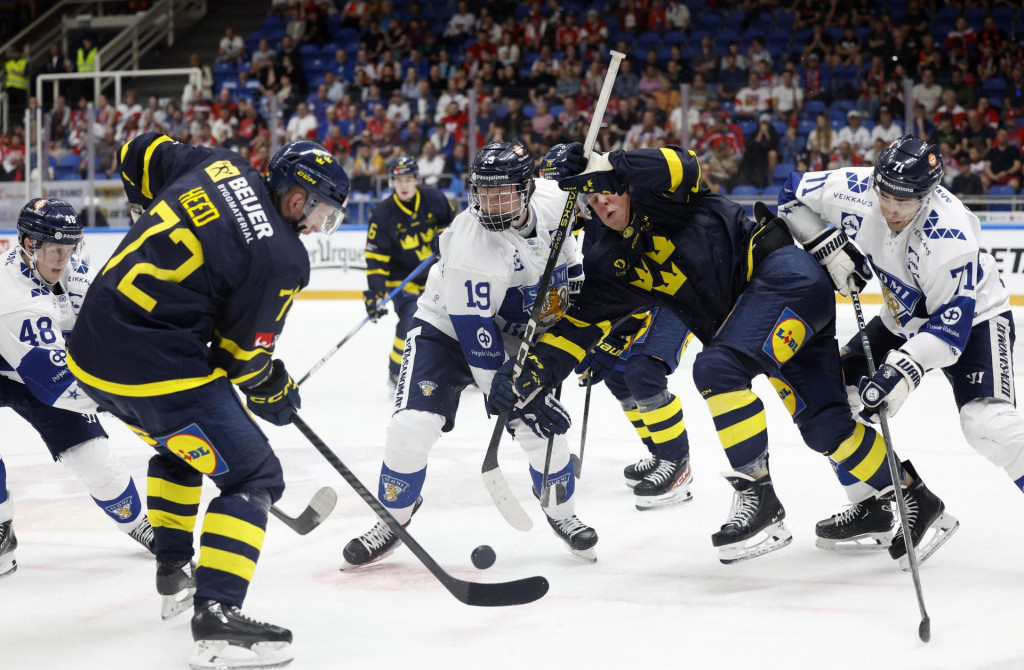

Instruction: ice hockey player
[576,308,694,510]
[777,134,1018,558]
[490,141,955,567]
[342,140,599,566]
[364,155,454,389]
[67,133,348,669]
[0,199,155,579]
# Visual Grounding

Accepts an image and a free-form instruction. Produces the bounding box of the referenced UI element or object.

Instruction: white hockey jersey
[0,247,99,413]
[415,178,582,392]
[780,166,1010,371]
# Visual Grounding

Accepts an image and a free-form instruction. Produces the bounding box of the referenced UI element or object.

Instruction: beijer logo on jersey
[224,176,274,239]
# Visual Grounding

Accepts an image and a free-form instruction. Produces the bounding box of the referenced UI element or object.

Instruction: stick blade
[919,616,931,643]
[308,486,338,523]
[481,469,533,531]
[458,576,550,607]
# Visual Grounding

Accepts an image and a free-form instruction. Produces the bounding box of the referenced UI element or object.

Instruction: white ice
[3,301,1024,670]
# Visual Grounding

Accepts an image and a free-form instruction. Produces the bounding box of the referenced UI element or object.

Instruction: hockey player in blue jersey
[342,140,598,566]
[0,199,155,579]
[364,155,454,388]
[778,135,1016,558]
[576,307,695,510]
[67,133,348,670]
[490,141,953,567]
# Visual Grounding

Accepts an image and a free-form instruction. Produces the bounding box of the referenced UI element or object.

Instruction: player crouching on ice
[0,199,156,579]
[342,140,599,566]
[67,134,349,670]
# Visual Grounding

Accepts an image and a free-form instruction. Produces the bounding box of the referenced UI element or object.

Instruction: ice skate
[129,515,157,554]
[885,461,960,571]
[712,472,792,564]
[189,599,292,670]
[633,457,693,510]
[623,455,659,488]
[815,495,894,551]
[545,513,599,562]
[0,519,17,579]
[157,559,197,620]
[341,496,422,570]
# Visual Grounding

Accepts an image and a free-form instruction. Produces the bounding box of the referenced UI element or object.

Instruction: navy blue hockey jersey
[365,187,453,294]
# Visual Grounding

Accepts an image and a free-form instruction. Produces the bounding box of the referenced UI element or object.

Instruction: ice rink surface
[3,300,1024,670]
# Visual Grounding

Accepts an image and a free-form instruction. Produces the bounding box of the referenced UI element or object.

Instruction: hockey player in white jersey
[778,135,1022,562]
[0,199,153,577]
[342,140,599,566]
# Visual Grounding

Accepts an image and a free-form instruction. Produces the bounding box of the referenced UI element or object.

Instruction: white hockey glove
[568,263,584,299]
[858,349,924,422]
[805,228,872,297]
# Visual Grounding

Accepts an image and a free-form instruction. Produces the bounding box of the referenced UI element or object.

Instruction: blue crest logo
[846,172,870,194]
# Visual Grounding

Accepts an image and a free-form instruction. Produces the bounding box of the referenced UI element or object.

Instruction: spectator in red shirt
[580,9,608,50]
[647,0,668,31]
[555,13,581,50]
[1005,110,1024,149]
[945,16,977,52]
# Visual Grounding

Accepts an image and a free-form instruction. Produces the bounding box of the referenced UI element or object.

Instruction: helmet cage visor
[302,193,346,235]
[469,182,531,231]
[874,183,928,227]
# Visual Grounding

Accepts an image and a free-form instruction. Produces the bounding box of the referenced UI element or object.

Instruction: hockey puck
[471,545,496,569]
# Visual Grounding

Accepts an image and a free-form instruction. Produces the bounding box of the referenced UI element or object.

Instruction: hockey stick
[481,49,626,525]
[291,414,549,607]
[849,282,931,643]
[538,384,562,507]
[269,487,338,535]
[575,374,593,478]
[295,254,436,387]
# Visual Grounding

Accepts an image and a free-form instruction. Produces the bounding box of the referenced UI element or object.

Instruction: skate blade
[0,556,17,579]
[814,532,892,552]
[189,640,293,670]
[624,478,640,488]
[339,544,400,571]
[567,546,597,562]
[718,522,793,565]
[635,489,694,511]
[898,513,960,572]
[161,587,196,621]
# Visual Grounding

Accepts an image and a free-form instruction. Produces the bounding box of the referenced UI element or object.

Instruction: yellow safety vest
[4,58,27,91]
[77,46,97,72]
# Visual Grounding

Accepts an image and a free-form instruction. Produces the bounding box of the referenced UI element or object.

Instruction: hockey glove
[541,142,624,195]
[574,334,627,387]
[487,353,554,415]
[244,359,301,426]
[858,349,924,422]
[804,228,872,297]
[568,263,584,300]
[509,389,572,439]
[363,289,388,322]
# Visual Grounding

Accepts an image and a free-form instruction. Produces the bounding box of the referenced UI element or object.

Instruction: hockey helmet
[266,140,350,235]
[468,140,535,232]
[387,155,419,179]
[17,198,84,249]
[873,135,943,199]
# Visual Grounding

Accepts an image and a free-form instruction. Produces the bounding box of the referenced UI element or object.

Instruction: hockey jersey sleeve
[609,146,708,204]
[119,132,214,209]
[364,200,395,295]
[776,169,833,243]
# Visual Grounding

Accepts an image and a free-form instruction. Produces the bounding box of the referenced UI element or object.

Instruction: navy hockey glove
[244,359,301,426]
[487,353,554,415]
[858,349,923,422]
[574,334,627,387]
[541,142,623,195]
[509,390,571,439]
[804,228,872,298]
[568,263,584,300]
[363,289,388,322]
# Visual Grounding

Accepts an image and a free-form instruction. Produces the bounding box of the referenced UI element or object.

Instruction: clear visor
[875,188,924,223]
[302,194,347,235]
[33,240,81,265]
[469,183,529,231]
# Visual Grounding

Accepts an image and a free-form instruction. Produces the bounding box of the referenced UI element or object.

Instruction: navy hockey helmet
[17,198,84,250]
[387,155,419,179]
[266,140,350,235]
[468,140,535,232]
[873,135,943,199]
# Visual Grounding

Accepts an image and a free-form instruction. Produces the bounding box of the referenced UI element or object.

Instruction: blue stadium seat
[737,120,757,138]
[664,32,688,48]
[761,184,783,200]
[934,6,960,22]
[773,162,796,185]
[803,100,827,118]
[797,119,817,135]
[56,153,81,180]
[636,31,662,51]
[982,78,1007,100]
[992,6,1016,23]
[988,185,1015,211]
[730,184,760,197]
[698,13,722,31]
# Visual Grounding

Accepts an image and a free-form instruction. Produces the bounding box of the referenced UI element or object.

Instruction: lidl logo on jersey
[845,172,871,194]
[104,496,136,521]
[840,212,863,238]
[158,423,230,476]
[763,307,812,364]
[381,474,410,502]
[874,267,922,327]
[768,375,806,417]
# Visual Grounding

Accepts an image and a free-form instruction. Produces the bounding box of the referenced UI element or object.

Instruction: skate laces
[833,502,867,526]
[644,458,684,486]
[892,495,919,541]
[725,488,759,526]
[635,456,657,473]
[359,521,394,550]
[130,518,155,545]
[554,515,588,538]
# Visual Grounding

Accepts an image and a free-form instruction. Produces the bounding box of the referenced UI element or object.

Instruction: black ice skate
[0,519,17,579]
[157,559,197,621]
[189,600,292,670]
[815,495,895,551]
[633,457,693,510]
[711,472,792,564]
[340,496,423,570]
[129,515,157,554]
[885,461,960,571]
[623,455,659,488]
[545,513,599,562]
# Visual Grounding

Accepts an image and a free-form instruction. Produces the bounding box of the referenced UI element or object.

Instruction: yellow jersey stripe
[649,420,686,444]
[848,433,887,481]
[102,216,180,273]
[829,423,866,463]
[197,546,257,582]
[706,389,758,417]
[365,252,390,262]
[68,352,227,397]
[149,508,197,532]
[215,333,272,361]
[202,512,266,551]
[229,361,270,386]
[148,476,202,506]
[537,333,587,362]
[718,411,767,449]
[141,135,173,199]
[660,147,684,193]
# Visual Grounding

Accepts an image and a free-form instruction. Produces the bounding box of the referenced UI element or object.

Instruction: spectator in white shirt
[417,140,446,187]
[218,27,245,65]
[771,70,803,123]
[285,102,319,142]
[734,72,771,121]
[837,109,872,155]
[444,1,475,39]
[870,104,903,145]
[911,68,943,115]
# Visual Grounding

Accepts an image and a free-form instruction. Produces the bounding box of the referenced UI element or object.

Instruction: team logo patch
[875,268,922,326]
[512,143,526,157]
[104,496,135,520]
[476,327,494,350]
[254,332,276,348]
[762,307,813,364]
[840,212,863,237]
[381,474,409,502]
[158,423,229,476]
[33,199,46,209]
[941,306,962,325]
[928,153,938,167]
[845,172,870,194]
[418,381,438,396]
[768,376,806,417]
[204,160,242,182]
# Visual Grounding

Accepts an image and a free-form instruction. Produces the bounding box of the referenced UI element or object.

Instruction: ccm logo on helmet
[296,170,318,185]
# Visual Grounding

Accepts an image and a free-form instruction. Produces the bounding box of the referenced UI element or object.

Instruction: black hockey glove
[574,334,627,387]
[487,353,554,415]
[363,289,388,322]
[858,349,923,423]
[508,390,571,440]
[541,142,624,195]
[244,359,301,426]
